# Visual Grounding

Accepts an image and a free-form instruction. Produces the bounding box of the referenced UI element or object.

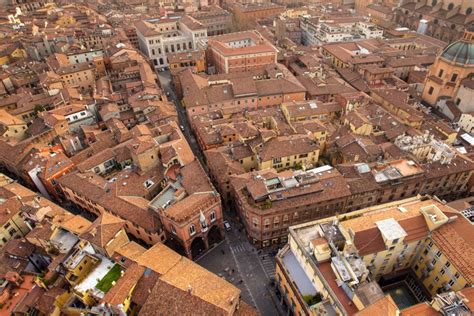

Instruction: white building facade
[136,16,207,69]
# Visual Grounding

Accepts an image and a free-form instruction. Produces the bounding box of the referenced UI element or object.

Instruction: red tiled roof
[431,212,474,284]
[319,261,359,315]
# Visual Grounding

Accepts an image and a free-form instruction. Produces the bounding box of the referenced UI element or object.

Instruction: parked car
[224,221,231,231]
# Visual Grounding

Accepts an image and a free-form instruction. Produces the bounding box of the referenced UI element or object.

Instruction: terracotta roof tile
[431,211,474,284]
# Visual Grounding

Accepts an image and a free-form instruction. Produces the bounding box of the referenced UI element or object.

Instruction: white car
[224,221,231,231]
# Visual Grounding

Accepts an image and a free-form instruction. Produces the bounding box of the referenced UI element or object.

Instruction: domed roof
[441,41,474,65]
[440,26,474,65]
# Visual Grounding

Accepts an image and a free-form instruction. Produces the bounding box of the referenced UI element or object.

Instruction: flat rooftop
[149,181,184,210]
[50,228,79,254]
[281,247,318,296]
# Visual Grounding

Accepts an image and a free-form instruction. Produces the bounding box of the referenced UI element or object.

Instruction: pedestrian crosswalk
[230,242,247,254]
[260,255,276,279]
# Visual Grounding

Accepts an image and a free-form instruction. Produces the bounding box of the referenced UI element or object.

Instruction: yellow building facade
[258,149,319,171]
[0,213,32,247]
[275,196,474,315]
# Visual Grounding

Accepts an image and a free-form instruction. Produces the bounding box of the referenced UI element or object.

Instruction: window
[253,217,258,228]
[264,218,270,230]
[210,211,216,222]
[438,69,444,78]
[189,224,196,236]
[273,217,280,228]
[428,86,434,95]
[8,228,17,236]
[451,73,458,82]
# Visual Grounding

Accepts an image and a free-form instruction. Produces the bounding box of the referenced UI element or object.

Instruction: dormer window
[144,180,154,189]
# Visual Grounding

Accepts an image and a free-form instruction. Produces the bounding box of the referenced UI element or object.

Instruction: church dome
[440,25,474,65]
[441,41,474,65]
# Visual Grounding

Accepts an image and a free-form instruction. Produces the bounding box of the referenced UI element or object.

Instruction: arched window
[467,7,473,15]
[432,0,437,6]
[189,224,196,236]
[447,3,454,10]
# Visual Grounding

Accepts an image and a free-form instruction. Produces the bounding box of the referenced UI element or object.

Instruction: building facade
[207,30,278,74]
[136,16,208,69]
[275,196,473,315]
[422,27,474,106]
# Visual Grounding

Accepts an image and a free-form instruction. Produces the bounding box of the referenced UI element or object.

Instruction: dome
[440,41,474,65]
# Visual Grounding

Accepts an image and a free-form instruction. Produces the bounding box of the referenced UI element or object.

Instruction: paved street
[197,218,282,316]
[157,71,283,316]
[156,71,205,166]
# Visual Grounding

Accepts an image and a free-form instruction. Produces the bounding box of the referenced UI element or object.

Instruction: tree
[33,104,45,115]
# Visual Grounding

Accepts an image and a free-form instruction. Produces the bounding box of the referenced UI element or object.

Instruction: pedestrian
[231,269,235,273]
[262,256,265,260]
[221,249,225,255]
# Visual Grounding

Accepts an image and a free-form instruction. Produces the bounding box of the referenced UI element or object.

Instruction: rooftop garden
[95,264,122,292]
[303,293,322,307]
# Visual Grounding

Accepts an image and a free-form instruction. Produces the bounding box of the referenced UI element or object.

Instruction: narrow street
[156,71,205,166]
[157,71,283,316]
